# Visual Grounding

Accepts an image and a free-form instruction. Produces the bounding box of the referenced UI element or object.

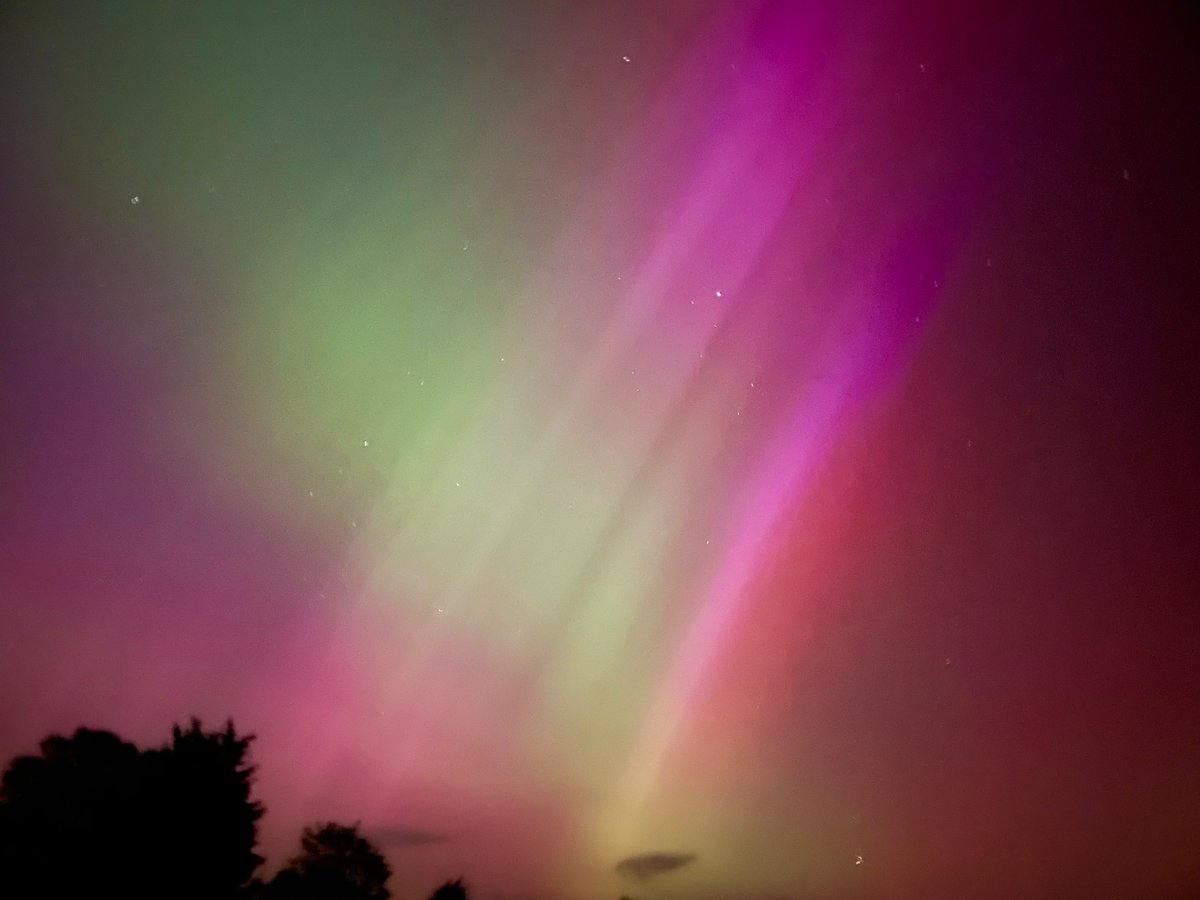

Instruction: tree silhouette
[427,878,470,900]
[0,728,144,898]
[0,719,263,900]
[266,821,391,900]
[142,719,265,898]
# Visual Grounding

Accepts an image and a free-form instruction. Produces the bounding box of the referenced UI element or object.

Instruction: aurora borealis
[1,2,1198,898]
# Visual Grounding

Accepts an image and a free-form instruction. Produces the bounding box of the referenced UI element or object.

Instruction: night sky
[1,3,1198,899]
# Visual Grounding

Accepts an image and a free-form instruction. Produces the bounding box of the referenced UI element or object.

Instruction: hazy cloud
[615,852,696,881]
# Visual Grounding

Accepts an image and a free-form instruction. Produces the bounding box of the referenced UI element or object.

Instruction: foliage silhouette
[265,821,391,900]
[144,719,266,896]
[427,878,470,900]
[0,719,263,900]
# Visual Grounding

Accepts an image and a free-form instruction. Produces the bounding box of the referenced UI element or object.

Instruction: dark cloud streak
[369,826,451,847]
[615,852,696,881]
